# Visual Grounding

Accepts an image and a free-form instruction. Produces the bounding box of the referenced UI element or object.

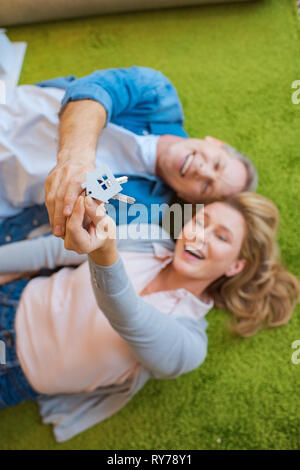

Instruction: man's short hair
[222,143,258,192]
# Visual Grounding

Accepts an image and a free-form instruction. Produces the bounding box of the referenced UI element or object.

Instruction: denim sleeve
[88,256,208,380]
[60,66,184,127]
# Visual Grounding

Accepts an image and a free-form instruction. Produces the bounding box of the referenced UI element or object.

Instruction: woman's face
[173,202,247,283]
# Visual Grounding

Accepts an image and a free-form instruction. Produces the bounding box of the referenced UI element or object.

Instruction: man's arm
[45,99,107,238]
[59,66,183,124]
[58,99,107,165]
[56,66,171,165]
[45,66,184,239]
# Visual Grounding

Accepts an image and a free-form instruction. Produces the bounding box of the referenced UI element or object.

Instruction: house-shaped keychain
[81,164,135,204]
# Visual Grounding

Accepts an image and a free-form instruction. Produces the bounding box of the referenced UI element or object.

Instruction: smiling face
[173,201,247,285]
[157,136,248,203]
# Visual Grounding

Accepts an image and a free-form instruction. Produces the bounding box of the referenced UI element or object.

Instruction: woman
[0,192,299,442]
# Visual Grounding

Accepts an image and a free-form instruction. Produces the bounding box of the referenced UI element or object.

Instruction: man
[0,66,257,240]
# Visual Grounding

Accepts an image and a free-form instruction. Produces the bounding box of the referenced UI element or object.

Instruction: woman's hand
[64,195,117,257]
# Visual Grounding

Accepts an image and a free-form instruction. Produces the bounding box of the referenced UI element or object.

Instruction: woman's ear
[225,258,247,277]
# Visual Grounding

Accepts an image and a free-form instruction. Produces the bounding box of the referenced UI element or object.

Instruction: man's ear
[205,136,225,146]
[225,258,247,277]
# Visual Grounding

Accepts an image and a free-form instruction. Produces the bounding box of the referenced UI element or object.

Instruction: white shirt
[0,85,159,220]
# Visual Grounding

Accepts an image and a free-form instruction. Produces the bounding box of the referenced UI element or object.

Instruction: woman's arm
[0,234,87,273]
[64,195,208,380]
[88,254,208,380]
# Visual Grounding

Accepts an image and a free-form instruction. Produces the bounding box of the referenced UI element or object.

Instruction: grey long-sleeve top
[0,227,210,441]
[88,255,209,380]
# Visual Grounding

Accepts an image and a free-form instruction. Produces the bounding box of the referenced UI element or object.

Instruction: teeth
[180,153,194,176]
[184,244,204,260]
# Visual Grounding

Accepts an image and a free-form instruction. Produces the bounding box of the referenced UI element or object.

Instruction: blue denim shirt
[36,66,188,138]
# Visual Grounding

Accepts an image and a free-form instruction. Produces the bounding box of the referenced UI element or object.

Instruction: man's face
[157,136,248,203]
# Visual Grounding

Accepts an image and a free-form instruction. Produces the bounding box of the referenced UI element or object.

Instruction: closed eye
[214,160,220,171]
[203,181,211,193]
[217,233,228,242]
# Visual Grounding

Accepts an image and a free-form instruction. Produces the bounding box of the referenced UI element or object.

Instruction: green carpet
[1,0,300,450]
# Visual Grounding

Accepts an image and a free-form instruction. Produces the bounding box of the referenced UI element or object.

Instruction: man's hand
[45,160,95,238]
[64,195,117,257]
[46,99,108,239]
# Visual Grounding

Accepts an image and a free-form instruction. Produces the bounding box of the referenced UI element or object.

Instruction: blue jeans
[0,280,41,409]
[0,203,54,409]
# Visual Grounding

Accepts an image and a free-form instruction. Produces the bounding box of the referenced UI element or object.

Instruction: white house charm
[81,165,122,202]
[81,165,135,204]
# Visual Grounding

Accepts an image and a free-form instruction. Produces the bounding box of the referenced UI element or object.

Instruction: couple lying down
[0,66,299,442]
[0,191,299,442]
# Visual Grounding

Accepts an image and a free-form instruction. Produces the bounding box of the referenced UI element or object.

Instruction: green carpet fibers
[1,0,300,450]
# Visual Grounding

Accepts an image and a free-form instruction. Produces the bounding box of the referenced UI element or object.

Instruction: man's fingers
[45,171,60,228]
[45,164,92,238]
[45,169,71,237]
[51,176,75,237]
[53,179,84,238]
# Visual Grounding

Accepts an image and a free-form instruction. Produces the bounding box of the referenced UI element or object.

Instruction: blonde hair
[206,192,300,337]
